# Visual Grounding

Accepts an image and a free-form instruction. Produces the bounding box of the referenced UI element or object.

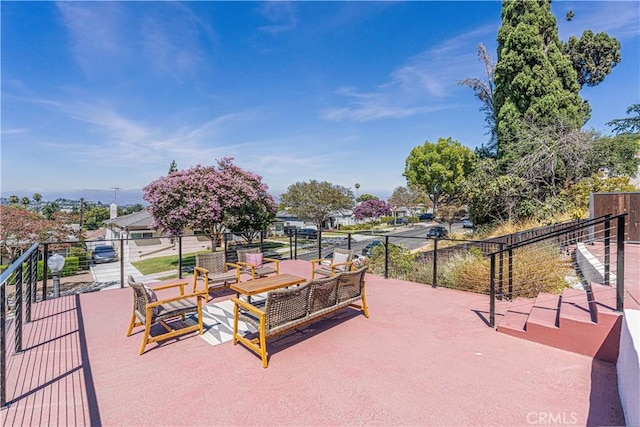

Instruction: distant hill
[0,189,146,206]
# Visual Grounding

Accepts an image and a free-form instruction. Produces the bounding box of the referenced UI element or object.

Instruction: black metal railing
[2,217,626,406]
[1,242,40,407]
[486,214,627,327]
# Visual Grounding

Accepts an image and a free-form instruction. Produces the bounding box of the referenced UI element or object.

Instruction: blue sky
[2,1,639,204]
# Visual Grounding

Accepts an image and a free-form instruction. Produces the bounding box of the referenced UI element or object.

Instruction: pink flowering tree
[0,206,68,261]
[143,158,277,250]
[353,199,391,223]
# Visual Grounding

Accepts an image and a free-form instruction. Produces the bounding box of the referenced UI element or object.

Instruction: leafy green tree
[32,193,42,213]
[42,202,60,220]
[563,30,621,88]
[83,207,111,230]
[607,104,640,135]
[8,195,19,205]
[20,197,30,208]
[388,186,424,217]
[564,172,639,213]
[118,204,145,216]
[404,137,476,217]
[168,160,178,174]
[356,193,377,202]
[584,133,640,177]
[280,180,354,230]
[462,159,526,225]
[494,0,588,161]
[226,198,277,243]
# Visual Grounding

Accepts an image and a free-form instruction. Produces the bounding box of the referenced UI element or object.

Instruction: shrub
[69,247,90,270]
[340,222,379,231]
[407,243,571,297]
[37,257,80,280]
[367,243,416,280]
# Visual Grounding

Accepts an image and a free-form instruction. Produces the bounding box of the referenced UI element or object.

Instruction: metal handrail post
[42,243,49,300]
[288,234,293,260]
[0,274,6,407]
[30,250,38,303]
[384,236,389,279]
[489,254,496,328]
[498,243,504,300]
[26,255,32,323]
[432,238,438,288]
[260,230,265,253]
[14,264,23,354]
[508,248,513,302]
[604,216,610,287]
[178,236,183,280]
[616,217,625,311]
[318,230,322,260]
[120,238,125,288]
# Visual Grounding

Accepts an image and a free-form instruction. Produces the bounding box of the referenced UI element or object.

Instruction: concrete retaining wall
[617,309,639,427]
[575,242,616,285]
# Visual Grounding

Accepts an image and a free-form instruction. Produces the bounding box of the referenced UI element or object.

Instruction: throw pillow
[143,284,161,317]
[245,252,264,267]
[332,252,350,271]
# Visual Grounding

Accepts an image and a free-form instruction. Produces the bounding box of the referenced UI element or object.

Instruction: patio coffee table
[230,273,307,302]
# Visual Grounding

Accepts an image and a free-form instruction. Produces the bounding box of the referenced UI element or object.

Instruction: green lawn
[132,250,209,275]
[132,240,289,275]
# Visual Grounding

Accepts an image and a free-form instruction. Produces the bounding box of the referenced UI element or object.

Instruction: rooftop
[2,259,626,426]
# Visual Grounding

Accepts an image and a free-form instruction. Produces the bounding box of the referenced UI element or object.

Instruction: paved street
[296,221,469,261]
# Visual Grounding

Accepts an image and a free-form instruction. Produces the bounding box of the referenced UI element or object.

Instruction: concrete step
[559,288,594,327]
[502,287,623,363]
[589,283,619,320]
[497,298,534,337]
[526,293,560,332]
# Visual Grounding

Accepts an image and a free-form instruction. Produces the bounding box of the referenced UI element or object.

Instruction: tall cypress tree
[494,0,589,162]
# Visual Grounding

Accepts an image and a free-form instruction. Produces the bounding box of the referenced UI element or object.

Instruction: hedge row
[37,257,80,280]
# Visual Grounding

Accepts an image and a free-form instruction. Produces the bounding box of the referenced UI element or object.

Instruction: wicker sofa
[231,266,369,368]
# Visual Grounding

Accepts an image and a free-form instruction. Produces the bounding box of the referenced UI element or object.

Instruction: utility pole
[79,197,84,232]
[111,187,122,204]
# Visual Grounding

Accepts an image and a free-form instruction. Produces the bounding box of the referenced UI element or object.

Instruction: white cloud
[139,4,214,79]
[26,97,251,169]
[256,2,298,34]
[56,2,131,76]
[321,24,497,122]
[56,2,212,80]
[0,128,28,135]
[556,2,640,40]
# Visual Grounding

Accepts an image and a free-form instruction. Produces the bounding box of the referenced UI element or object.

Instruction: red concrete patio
[2,259,626,426]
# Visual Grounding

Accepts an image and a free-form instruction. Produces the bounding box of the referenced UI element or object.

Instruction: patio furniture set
[125,248,369,367]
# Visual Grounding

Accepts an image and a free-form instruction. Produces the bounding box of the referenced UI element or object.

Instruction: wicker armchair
[196,252,241,300]
[126,272,207,355]
[310,248,354,279]
[236,248,280,279]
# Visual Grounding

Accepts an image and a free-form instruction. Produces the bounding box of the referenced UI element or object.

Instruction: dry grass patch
[408,242,572,297]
